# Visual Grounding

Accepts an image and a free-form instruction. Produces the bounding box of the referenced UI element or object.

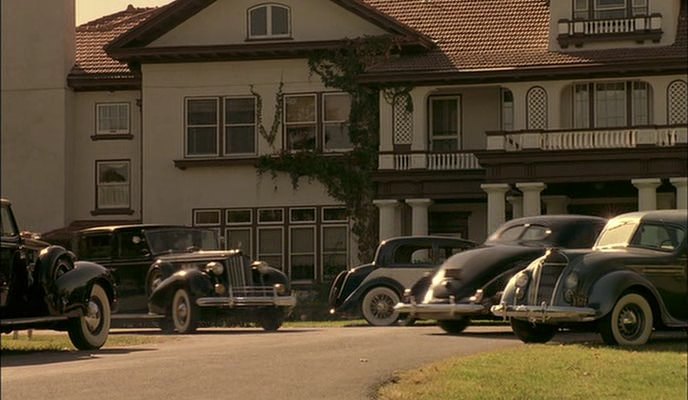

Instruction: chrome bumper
[197,295,296,308]
[394,301,486,320]
[490,302,597,323]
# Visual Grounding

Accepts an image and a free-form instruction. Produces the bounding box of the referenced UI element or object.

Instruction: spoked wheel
[599,293,653,346]
[171,288,198,334]
[68,284,111,350]
[510,319,557,343]
[361,286,400,326]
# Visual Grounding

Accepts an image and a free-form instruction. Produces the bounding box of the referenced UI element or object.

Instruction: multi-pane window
[96,103,130,135]
[96,160,130,209]
[573,81,650,128]
[574,0,649,20]
[284,92,352,152]
[248,4,291,39]
[429,96,461,151]
[185,97,256,157]
[192,205,349,283]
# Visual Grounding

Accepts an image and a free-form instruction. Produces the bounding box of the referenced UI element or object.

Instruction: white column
[405,198,433,236]
[632,178,662,211]
[542,195,569,215]
[516,182,547,217]
[373,199,400,241]
[481,183,510,235]
[670,177,688,209]
[507,196,523,219]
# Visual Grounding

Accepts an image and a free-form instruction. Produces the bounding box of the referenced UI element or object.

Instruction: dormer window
[573,0,648,20]
[248,4,291,39]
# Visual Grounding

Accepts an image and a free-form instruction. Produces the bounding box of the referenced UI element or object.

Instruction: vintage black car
[395,215,607,334]
[1,198,116,350]
[74,224,296,333]
[328,236,476,326]
[492,210,687,345]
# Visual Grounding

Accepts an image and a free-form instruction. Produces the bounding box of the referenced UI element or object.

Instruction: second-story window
[429,96,461,151]
[572,81,650,128]
[248,4,291,39]
[96,103,130,135]
[284,92,352,152]
[574,0,648,20]
[185,97,256,157]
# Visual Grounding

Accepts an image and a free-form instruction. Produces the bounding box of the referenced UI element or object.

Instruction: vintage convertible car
[395,215,607,334]
[74,224,295,333]
[492,210,687,345]
[1,198,116,350]
[328,236,476,326]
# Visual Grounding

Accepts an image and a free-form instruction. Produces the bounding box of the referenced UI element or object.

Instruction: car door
[381,242,437,290]
[110,228,154,313]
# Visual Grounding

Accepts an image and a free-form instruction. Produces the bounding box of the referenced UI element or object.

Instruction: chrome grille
[226,255,250,287]
[534,263,566,305]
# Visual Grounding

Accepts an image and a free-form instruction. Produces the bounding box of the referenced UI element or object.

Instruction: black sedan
[395,215,606,334]
[493,210,687,345]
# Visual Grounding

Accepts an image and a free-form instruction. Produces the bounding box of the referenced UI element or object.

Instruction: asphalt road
[2,325,524,400]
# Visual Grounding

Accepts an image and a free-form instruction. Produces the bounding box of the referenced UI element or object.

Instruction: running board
[111,313,165,320]
[1,315,69,326]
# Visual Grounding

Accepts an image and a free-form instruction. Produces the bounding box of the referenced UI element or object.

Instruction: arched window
[667,80,687,125]
[248,3,291,39]
[527,86,547,130]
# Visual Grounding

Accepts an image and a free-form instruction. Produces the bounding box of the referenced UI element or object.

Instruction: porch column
[405,198,433,236]
[670,177,688,209]
[507,196,523,219]
[481,183,510,235]
[632,178,662,211]
[542,195,569,215]
[373,199,400,241]
[516,182,547,217]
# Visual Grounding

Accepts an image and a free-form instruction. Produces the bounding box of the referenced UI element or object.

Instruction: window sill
[245,36,294,42]
[558,30,662,48]
[91,134,134,141]
[91,208,135,216]
[174,157,259,170]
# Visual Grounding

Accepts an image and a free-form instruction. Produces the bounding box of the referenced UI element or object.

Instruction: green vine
[250,82,284,149]
[257,35,409,263]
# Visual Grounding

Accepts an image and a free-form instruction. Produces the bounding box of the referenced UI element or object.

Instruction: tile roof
[362,0,687,75]
[71,0,687,83]
[72,5,162,78]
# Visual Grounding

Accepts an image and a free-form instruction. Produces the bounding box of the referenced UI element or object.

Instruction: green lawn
[377,341,688,400]
[1,332,170,353]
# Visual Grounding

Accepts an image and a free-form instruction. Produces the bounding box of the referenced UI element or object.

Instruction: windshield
[594,221,637,249]
[145,228,219,254]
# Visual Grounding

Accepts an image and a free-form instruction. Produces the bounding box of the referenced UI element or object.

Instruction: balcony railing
[557,14,662,47]
[379,151,482,171]
[486,125,687,152]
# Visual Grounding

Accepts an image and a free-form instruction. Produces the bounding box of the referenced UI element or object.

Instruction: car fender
[36,245,75,290]
[587,270,665,319]
[254,262,290,286]
[149,269,213,314]
[339,277,405,312]
[54,261,116,316]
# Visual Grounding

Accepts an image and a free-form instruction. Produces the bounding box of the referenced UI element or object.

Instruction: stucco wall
[150,0,387,47]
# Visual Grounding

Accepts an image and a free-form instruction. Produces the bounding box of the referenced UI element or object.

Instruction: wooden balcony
[557,14,662,47]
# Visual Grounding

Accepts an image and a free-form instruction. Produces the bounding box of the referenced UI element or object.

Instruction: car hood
[439,244,546,278]
[155,250,241,262]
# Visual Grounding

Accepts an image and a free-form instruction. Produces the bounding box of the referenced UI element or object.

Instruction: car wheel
[53,257,73,281]
[599,293,653,346]
[361,286,400,326]
[510,319,556,343]
[156,318,176,334]
[438,318,470,334]
[67,283,111,350]
[259,309,284,332]
[171,288,198,334]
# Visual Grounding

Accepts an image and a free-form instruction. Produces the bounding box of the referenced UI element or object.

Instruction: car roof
[77,224,191,234]
[501,214,606,227]
[379,235,475,245]
[608,209,688,226]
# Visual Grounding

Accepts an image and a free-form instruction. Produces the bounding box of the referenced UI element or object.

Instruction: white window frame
[429,95,461,151]
[257,226,284,270]
[289,225,316,282]
[96,103,130,135]
[501,89,514,131]
[247,3,291,39]
[321,224,349,277]
[322,207,348,223]
[96,160,130,209]
[258,208,284,224]
[193,209,221,226]
[226,209,253,226]
[322,92,352,152]
[595,82,627,128]
[226,227,253,255]
[224,96,257,156]
[290,207,316,224]
[284,94,318,151]
[185,97,219,157]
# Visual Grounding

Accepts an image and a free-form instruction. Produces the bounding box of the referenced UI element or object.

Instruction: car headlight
[274,283,287,295]
[206,261,224,276]
[564,272,578,289]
